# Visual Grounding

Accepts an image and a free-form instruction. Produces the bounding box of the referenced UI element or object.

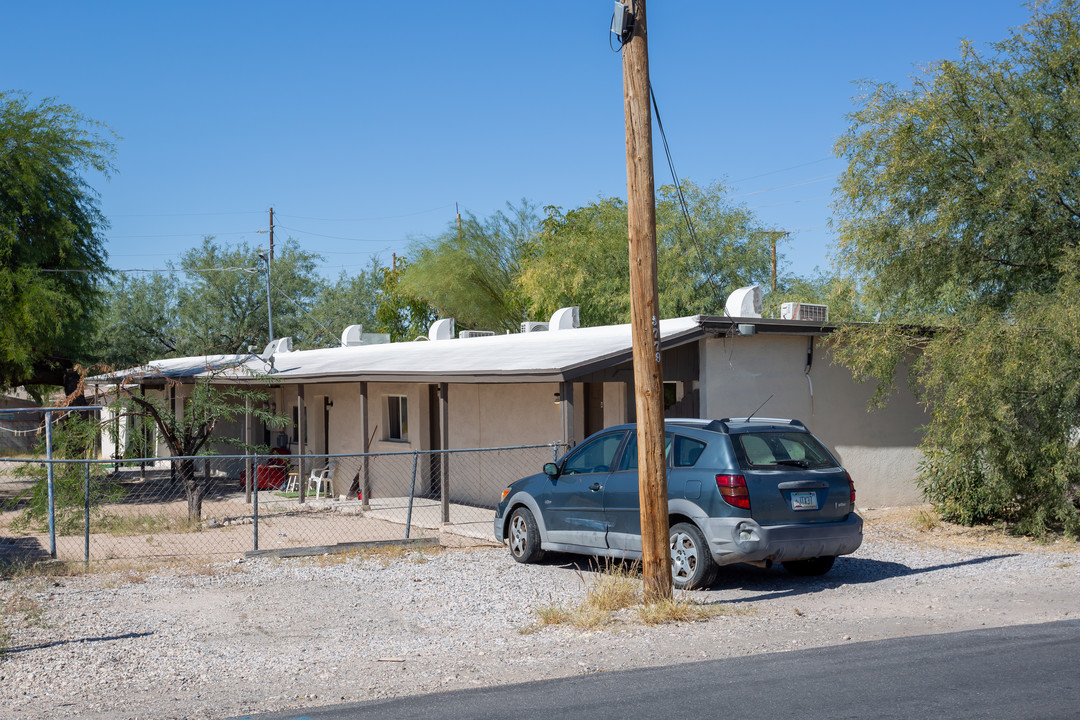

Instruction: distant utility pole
[269,207,275,263]
[765,230,789,293]
[620,0,672,603]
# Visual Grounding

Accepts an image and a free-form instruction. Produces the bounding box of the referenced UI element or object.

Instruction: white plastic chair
[307,464,335,498]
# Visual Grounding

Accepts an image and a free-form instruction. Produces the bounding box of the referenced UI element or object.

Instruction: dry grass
[524,560,736,632]
[637,597,736,625]
[911,508,941,531]
[93,514,201,537]
[0,557,93,580]
[303,541,444,568]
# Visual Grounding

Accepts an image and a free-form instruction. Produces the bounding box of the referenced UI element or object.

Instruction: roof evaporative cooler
[780,302,829,323]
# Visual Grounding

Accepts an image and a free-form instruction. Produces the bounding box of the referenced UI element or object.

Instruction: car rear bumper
[701,513,863,565]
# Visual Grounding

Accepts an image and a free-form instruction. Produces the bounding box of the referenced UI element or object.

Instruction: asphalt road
[236,620,1080,720]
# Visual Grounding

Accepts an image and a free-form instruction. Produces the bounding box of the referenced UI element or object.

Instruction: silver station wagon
[494,418,863,589]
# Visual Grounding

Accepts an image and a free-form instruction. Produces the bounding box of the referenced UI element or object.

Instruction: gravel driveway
[1,508,1077,720]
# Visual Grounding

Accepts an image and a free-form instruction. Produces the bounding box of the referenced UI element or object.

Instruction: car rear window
[735,431,835,469]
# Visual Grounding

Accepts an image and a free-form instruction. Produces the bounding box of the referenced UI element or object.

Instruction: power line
[274,204,452,222]
[273,225,397,243]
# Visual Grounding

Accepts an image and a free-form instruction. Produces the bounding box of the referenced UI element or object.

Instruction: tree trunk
[179,458,205,524]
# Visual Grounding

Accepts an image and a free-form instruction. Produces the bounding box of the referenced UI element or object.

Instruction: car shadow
[532,552,1020,604]
[701,553,1021,604]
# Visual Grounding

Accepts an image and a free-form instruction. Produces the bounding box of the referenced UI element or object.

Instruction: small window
[672,435,707,468]
[388,396,408,441]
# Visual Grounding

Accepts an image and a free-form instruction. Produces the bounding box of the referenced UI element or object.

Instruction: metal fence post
[45,410,56,559]
[405,451,418,539]
[253,453,260,552]
[84,462,91,565]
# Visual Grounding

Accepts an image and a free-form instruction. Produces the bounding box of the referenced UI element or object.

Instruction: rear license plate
[790,491,818,511]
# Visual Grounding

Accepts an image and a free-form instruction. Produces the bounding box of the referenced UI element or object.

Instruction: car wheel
[669,522,717,589]
[508,507,545,564]
[782,556,836,576]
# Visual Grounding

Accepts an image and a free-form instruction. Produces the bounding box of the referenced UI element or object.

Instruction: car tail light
[716,474,750,510]
[846,471,856,505]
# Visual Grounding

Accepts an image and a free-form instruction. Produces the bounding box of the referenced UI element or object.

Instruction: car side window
[672,435,707,468]
[616,432,675,472]
[562,433,625,475]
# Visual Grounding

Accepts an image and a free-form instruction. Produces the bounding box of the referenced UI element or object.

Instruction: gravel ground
[1,507,1078,720]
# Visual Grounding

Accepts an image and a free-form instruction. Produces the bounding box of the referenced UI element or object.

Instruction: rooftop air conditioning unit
[520,321,549,333]
[459,330,496,339]
[780,302,829,323]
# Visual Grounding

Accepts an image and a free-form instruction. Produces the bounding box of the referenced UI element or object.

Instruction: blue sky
[3,1,1035,281]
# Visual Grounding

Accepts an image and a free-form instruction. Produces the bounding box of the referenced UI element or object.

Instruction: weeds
[911,509,941,531]
[523,560,732,633]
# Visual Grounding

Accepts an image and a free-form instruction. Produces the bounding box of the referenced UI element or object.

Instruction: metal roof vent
[725,286,763,318]
[428,318,455,341]
[549,306,580,330]
[520,321,549,333]
[459,330,496,339]
[340,324,363,347]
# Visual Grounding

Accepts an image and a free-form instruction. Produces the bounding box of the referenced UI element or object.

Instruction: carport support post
[439,382,449,523]
[297,384,306,504]
[621,0,672,602]
[559,382,574,448]
[244,397,252,504]
[360,382,371,508]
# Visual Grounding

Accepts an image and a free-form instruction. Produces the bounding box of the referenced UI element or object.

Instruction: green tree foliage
[10,413,121,535]
[300,260,385,348]
[831,1,1080,536]
[0,93,117,391]
[96,237,323,366]
[373,257,438,342]
[521,181,772,326]
[175,237,321,354]
[110,370,287,522]
[399,201,538,332]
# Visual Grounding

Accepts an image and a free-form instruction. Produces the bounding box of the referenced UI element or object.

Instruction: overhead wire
[649,85,728,312]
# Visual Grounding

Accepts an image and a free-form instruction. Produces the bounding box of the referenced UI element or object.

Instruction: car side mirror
[543,462,560,478]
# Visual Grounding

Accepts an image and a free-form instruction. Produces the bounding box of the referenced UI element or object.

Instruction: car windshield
[735,431,835,469]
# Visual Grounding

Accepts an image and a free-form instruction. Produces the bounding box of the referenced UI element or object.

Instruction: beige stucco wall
[700,334,925,508]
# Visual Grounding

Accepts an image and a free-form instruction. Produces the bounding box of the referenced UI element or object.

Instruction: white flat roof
[92,316,705,386]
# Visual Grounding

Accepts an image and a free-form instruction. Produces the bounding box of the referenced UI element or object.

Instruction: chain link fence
[0,443,563,565]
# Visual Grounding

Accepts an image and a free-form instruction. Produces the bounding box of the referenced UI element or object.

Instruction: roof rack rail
[720,417,806,429]
[665,418,728,433]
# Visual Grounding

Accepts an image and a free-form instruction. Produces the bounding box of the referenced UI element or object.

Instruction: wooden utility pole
[621,0,672,603]
[766,230,789,293]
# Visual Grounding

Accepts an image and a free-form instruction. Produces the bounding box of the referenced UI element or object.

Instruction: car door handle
[589,483,603,492]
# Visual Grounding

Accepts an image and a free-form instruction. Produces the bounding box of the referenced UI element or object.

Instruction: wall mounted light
[553,392,561,405]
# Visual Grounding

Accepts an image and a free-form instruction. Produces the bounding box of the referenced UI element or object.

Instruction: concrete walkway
[361,496,496,542]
